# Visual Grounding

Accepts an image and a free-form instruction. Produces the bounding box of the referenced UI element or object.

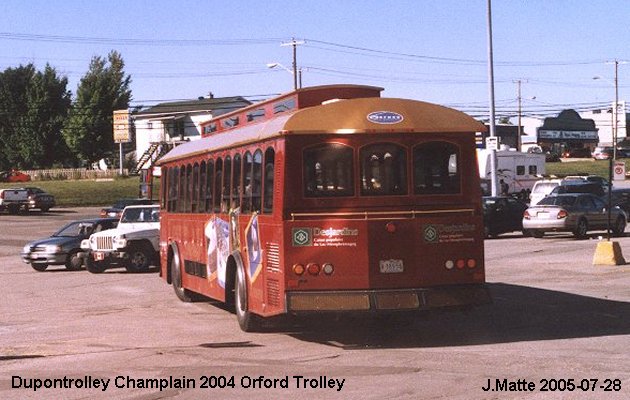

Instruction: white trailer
[477,149,545,197]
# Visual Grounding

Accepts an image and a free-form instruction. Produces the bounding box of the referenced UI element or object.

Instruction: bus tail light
[557,209,568,219]
[385,222,397,233]
[292,263,305,276]
[322,263,334,275]
[456,259,466,269]
[445,260,454,270]
[467,259,476,268]
[307,263,320,276]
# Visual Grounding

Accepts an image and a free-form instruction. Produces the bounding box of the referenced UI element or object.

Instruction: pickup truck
[0,188,29,214]
[80,204,160,273]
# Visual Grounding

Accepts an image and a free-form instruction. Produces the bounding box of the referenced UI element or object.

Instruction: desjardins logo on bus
[292,227,359,247]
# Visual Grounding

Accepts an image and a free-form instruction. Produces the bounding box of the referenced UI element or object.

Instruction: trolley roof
[157,95,485,165]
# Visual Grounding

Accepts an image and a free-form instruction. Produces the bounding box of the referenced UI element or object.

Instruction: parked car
[482,196,529,238]
[591,146,614,160]
[548,182,605,197]
[611,188,630,214]
[21,218,119,272]
[529,179,562,206]
[0,169,31,182]
[561,148,592,158]
[100,198,153,218]
[22,187,56,212]
[523,193,626,239]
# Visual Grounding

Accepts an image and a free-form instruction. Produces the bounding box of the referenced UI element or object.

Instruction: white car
[81,205,160,273]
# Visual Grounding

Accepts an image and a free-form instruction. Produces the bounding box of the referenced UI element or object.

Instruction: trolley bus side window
[360,143,408,196]
[413,141,461,194]
[304,143,354,198]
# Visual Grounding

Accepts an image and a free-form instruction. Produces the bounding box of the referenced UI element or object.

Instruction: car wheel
[573,219,588,239]
[30,263,48,272]
[85,257,107,274]
[235,265,259,332]
[65,250,83,271]
[40,206,50,212]
[125,244,152,272]
[531,230,544,238]
[612,216,626,237]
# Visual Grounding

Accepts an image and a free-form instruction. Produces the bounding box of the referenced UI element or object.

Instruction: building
[580,101,628,146]
[537,109,598,157]
[133,95,251,171]
[476,123,522,150]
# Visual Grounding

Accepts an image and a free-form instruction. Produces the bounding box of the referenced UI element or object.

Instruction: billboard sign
[113,109,131,143]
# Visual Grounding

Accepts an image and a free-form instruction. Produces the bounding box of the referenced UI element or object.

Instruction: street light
[267,62,302,90]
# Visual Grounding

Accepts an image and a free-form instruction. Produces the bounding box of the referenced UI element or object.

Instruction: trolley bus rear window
[304,144,354,197]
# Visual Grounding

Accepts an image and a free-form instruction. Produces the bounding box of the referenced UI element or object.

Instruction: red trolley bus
[157,84,490,331]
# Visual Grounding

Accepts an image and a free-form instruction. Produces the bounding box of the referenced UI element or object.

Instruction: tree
[19,65,72,167]
[63,51,132,165]
[0,64,71,169]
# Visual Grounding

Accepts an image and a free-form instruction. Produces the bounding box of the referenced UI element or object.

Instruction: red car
[0,170,31,182]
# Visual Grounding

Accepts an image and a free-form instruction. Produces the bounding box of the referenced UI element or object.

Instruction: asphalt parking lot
[0,206,628,399]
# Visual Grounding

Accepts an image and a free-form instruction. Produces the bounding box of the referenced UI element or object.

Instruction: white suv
[81,205,159,273]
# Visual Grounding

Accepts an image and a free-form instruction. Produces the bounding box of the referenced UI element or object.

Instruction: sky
[1,0,629,122]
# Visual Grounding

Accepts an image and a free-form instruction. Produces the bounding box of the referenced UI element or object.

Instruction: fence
[21,168,130,181]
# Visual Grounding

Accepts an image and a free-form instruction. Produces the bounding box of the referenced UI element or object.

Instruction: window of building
[304,144,354,197]
[413,142,460,194]
[360,143,407,196]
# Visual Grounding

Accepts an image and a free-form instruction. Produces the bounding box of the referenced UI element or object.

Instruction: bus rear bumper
[286,284,491,313]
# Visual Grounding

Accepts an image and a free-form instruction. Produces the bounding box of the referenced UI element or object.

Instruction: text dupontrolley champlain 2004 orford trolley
[156,84,491,331]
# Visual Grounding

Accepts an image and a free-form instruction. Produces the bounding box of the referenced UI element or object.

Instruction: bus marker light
[323,263,334,275]
[307,263,321,275]
[385,222,397,233]
[292,263,305,275]
[467,259,476,268]
[445,260,454,270]
[456,259,466,269]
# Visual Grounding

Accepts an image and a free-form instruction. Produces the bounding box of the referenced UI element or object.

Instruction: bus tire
[235,264,259,332]
[170,243,200,302]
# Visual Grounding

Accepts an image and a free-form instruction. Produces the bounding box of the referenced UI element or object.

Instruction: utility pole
[514,79,528,152]
[486,0,499,196]
[281,38,304,90]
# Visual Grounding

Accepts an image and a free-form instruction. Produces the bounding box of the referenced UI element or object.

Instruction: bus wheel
[171,248,198,302]
[31,263,48,272]
[125,244,152,272]
[235,265,259,332]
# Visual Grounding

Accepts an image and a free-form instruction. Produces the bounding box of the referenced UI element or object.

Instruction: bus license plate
[94,252,105,261]
[379,259,404,273]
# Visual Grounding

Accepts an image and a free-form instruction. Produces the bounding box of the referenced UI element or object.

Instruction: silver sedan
[522,193,627,239]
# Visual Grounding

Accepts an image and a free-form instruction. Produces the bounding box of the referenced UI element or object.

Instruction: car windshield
[121,207,159,223]
[53,221,94,237]
[532,182,558,193]
[538,196,577,207]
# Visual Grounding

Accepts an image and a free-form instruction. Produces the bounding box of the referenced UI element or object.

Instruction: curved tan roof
[158,97,484,165]
[285,97,485,134]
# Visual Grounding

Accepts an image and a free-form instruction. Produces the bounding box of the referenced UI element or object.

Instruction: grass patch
[0,176,160,207]
[546,159,627,177]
